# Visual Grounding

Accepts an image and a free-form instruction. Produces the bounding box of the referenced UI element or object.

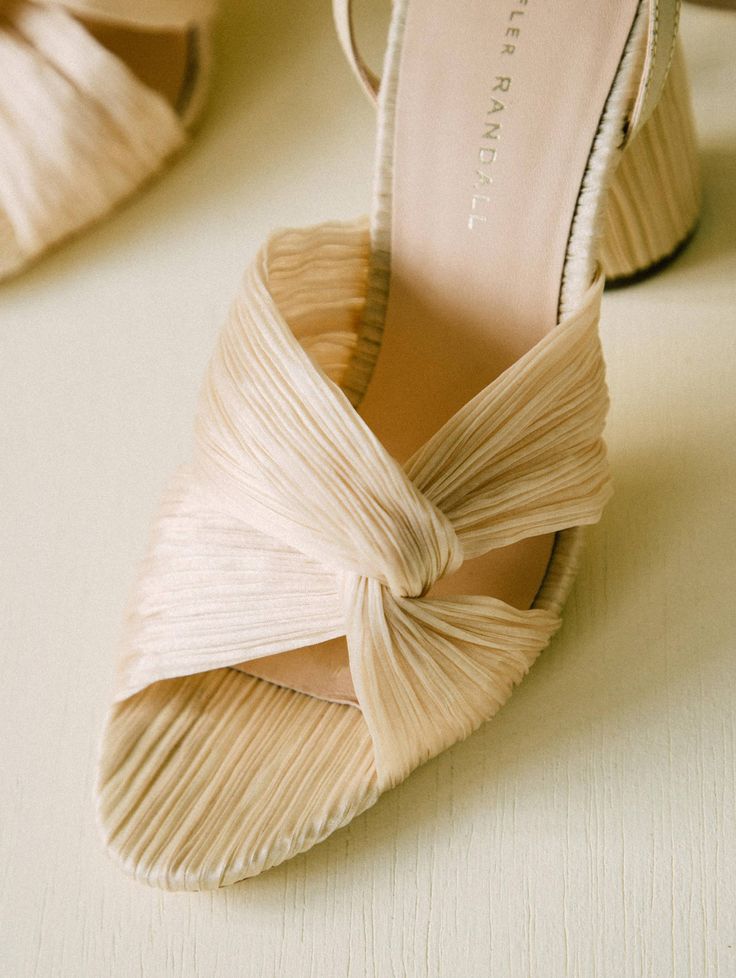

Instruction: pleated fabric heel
[601,40,701,284]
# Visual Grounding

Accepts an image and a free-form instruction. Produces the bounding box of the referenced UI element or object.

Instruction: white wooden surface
[2,3,735,976]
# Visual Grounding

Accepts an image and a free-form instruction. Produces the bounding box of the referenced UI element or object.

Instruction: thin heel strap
[332,0,379,103]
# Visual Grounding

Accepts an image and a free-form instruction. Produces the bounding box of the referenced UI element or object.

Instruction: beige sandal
[0,0,214,281]
[97,0,701,889]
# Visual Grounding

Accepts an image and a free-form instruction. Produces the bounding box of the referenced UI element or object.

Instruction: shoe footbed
[81,18,189,109]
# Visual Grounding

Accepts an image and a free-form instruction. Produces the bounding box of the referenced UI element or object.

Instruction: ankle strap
[333,0,681,137]
[629,0,681,138]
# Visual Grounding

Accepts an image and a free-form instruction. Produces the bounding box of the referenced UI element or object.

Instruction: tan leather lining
[81,18,190,109]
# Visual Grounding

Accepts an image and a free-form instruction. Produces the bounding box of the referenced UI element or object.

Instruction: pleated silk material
[0,0,208,278]
[100,669,379,888]
[115,219,613,791]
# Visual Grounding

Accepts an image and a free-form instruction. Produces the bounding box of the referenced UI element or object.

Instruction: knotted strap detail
[194,229,463,600]
[0,0,204,278]
[116,219,612,790]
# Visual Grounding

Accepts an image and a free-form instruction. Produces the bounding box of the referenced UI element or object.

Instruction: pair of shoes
[1,0,700,288]
[0,0,213,281]
[89,0,704,889]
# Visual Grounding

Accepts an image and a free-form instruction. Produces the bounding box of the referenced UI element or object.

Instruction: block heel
[602,41,701,285]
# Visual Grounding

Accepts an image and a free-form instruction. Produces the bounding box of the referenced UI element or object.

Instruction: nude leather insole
[82,19,190,109]
[241,0,641,705]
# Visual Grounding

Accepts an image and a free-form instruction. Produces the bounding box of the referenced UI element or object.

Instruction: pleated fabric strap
[0,0,189,278]
[116,219,612,791]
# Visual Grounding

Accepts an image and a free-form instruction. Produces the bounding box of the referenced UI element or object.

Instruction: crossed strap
[116,220,612,790]
[0,0,211,277]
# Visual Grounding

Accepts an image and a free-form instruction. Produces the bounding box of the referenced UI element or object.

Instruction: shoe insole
[240,0,643,704]
[81,17,190,109]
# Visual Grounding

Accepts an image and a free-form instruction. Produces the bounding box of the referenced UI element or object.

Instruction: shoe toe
[96,668,379,890]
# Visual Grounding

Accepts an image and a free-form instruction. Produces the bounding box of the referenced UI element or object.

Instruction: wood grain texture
[1,2,735,975]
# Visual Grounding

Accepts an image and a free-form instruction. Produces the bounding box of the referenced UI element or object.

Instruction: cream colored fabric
[601,42,701,280]
[114,219,612,791]
[98,670,379,888]
[0,0,210,280]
